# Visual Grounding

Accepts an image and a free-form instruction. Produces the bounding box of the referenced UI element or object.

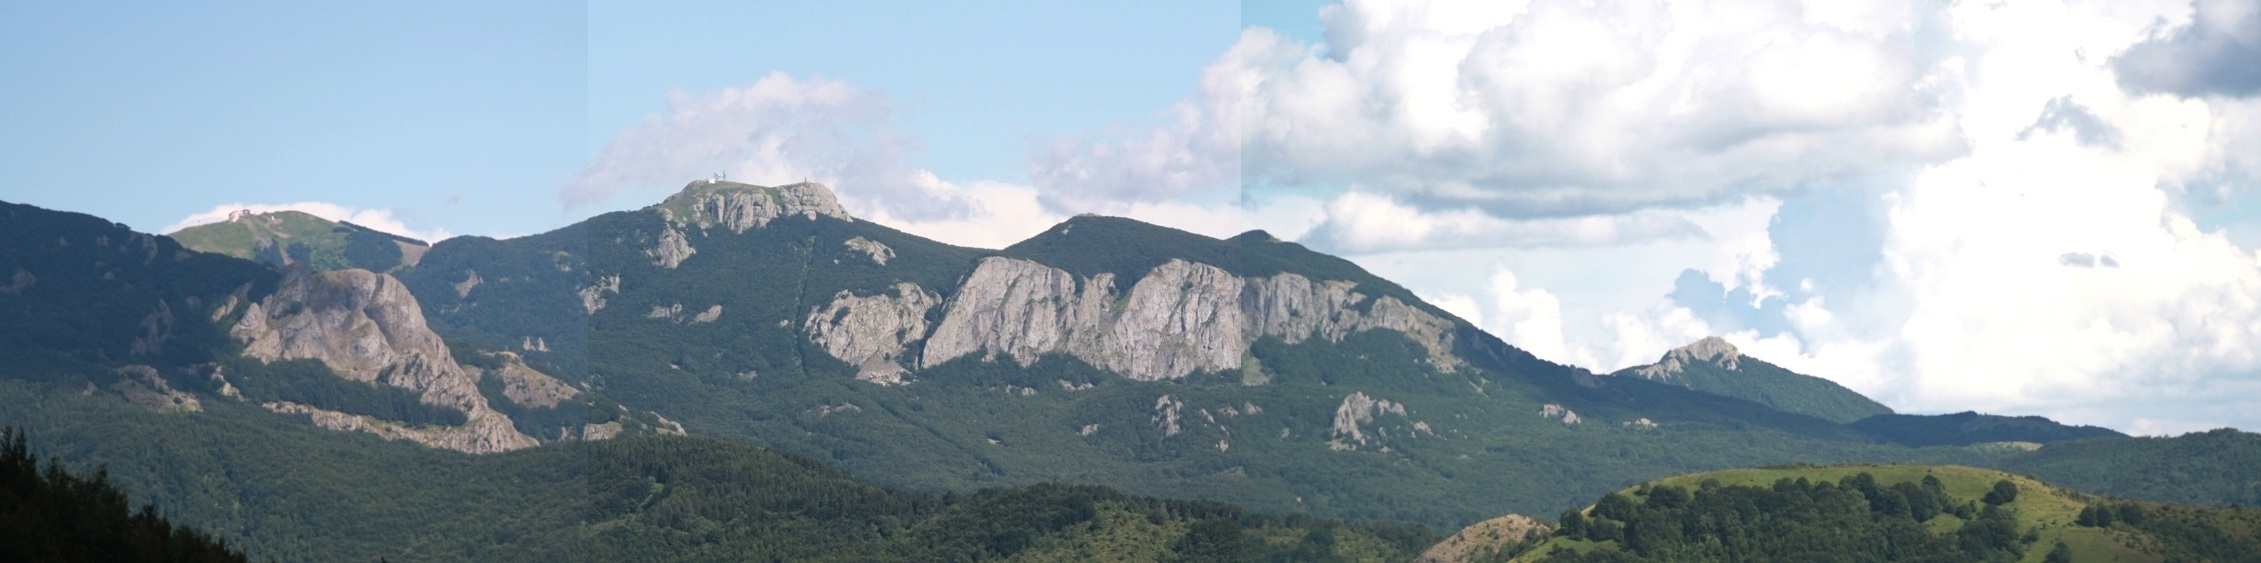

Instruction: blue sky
[5,0,2260,434]
[0,1,584,238]
[0,1,1265,237]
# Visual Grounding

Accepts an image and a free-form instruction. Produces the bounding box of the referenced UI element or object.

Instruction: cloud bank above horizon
[517,0,2261,435]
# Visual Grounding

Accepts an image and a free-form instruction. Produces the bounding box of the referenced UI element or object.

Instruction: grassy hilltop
[1475,464,2261,563]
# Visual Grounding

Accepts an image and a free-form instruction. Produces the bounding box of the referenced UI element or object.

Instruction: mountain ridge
[363,181,1953,526]
[5,185,2249,539]
[168,210,429,273]
[1610,336,1894,423]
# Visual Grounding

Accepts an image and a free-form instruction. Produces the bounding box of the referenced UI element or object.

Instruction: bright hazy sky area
[5,0,2261,435]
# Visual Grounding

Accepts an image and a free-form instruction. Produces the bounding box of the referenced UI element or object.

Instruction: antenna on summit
[708,172,727,184]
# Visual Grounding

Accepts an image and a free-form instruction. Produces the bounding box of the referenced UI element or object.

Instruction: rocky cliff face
[912,257,1460,381]
[230,267,537,453]
[804,282,939,383]
[489,351,578,409]
[1630,335,1741,381]
[915,257,1115,372]
[579,274,620,314]
[1329,391,1407,450]
[640,181,854,269]
[647,228,695,268]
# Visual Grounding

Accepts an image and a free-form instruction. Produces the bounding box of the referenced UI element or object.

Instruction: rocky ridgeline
[229,267,538,453]
[644,180,855,269]
[660,180,852,233]
[801,256,1461,383]
[636,180,1464,384]
[1629,335,1741,381]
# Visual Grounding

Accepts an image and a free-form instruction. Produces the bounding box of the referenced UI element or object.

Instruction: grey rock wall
[913,257,1461,382]
[230,267,537,453]
[805,282,941,381]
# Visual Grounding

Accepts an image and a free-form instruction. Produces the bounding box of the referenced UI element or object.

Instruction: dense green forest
[1,428,248,563]
[2001,428,2261,507]
[0,378,1431,561]
[1850,411,2125,448]
[1534,474,2028,561]
[1496,464,2261,563]
[0,202,280,383]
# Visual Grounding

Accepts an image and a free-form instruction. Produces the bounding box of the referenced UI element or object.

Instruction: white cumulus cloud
[1227,0,1965,220]
[565,72,969,221]
[1545,0,2261,433]
[1156,0,2261,433]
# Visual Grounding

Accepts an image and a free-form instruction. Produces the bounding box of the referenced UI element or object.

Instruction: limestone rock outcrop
[1540,404,1581,425]
[1631,335,1741,381]
[657,181,853,233]
[845,237,893,265]
[112,365,200,413]
[918,257,1116,372]
[691,304,723,323]
[453,269,480,298]
[579,274,619,314]
[918,257,1460,381]
[648,227,695,269]
[488,352,578,409]
[805,282,939,383]
[1329,391,1408,450]
[1152,395,1186,437]
[230,267,536,453]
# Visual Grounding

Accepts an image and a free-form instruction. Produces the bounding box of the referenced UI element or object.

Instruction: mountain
[1480,464,2261,562]
[1850,411,2126,448]
[0,200,674,454]
[0,200,277,390]
[169,209,430,273]
[1608,336,1892,423]
[1998,428,2261,507]
[4,182,2255,554]
[0,390,1431,561]
[378,180,1968,527]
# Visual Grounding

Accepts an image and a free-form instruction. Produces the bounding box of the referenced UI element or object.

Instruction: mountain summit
[1612,336,1892,423]
[169,210,429,273]
[651,180,854,233]
[1631,336,1743,379]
